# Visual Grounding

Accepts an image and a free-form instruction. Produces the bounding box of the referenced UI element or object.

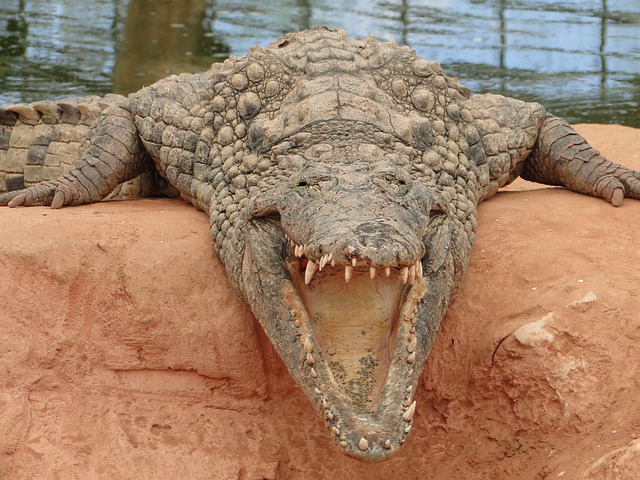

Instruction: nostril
[344,244,359,257]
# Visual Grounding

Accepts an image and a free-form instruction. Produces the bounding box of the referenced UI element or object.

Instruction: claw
[51,190,65,209]
[611,187,624,207]
[8,193,26,207]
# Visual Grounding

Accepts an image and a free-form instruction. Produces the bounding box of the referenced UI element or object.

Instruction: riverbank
[1,124,638,479]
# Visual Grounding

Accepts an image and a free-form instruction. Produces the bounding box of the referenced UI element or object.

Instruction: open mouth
[283,234,427,458]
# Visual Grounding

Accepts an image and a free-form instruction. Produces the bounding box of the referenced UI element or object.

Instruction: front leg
[0,102,150,208]
[523,114,640,206]
[464,93,640,206]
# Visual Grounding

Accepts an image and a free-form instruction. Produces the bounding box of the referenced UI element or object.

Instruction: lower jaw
[289,265,429,459]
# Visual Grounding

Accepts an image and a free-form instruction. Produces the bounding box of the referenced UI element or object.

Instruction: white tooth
[327,253,333,263]
[401,267,409,284]
[331,259,336,267]
[385,266,391,277]
[319,254,328,270]
[294,244,302,257]
[314,388,322,395]
[326,412,334,420]
[358,438,369,451]
[406,384,413,393]
[306,352,315,366]
[303,336,314,353]
[322,398,329,409]
[383,440,391,449]
[332,426,340,436]
[402,400,417,422]
[305,260,317,285]
[369,267,376,279]
[416,260,423,279]
[404,425,412,434]
[407,351,416,364]
[345,265,353,283]
[407,335,417,353]
[310,367,317,378]
[408,265,416,284]
[351,257,357,267]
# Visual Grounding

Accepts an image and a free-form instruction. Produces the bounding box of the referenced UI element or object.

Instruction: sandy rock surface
[0,124,639,479]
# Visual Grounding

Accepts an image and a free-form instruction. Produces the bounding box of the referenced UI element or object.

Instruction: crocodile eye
[374,171,411,196]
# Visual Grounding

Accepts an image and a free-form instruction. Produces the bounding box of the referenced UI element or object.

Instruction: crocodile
[1,28,639,461]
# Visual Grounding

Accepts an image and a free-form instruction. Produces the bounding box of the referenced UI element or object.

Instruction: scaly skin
[1,28,639,461]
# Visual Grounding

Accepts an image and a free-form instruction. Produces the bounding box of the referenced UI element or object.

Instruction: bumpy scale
[1,28,639,461]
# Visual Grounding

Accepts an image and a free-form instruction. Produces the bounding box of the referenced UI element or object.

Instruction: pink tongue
[300,267,403,411]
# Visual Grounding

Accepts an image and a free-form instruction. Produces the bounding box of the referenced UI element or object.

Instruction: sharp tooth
[305,260,317,285]
[385,266,391,277]
[408,265,416,284]
[326,412,334,420]
[416,260,423,279]
[331,259,336,267]
[310,367,317,378]
[319,254,328,270]
[402,400,417,422]
[358,438,369,452]
[407,351,416,364]
[322,398,329,409]
[404,425,412,434]
[303,336,314,353]
[401,266,409,284]
[351,257,357,267]
[369,267,376,279]
[295,244,303,257]
[345,265,353,283]
[383,440,391,449]
[306,352,315,366]
[332,427,340,436]
[407,335,417,353]
[314,388,322,395]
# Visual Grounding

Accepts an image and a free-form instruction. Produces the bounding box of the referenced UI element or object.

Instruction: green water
[0,0,638,126]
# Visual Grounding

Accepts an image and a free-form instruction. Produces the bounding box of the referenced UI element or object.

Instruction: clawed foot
[597,168,640,207]
[0,181,78,208]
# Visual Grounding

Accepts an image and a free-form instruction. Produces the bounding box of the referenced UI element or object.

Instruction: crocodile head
[241,141,455,460]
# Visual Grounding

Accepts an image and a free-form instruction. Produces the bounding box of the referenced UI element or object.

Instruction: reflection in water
[113,0,229,94]
[0,0,27,57]
[0,0,638,126]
